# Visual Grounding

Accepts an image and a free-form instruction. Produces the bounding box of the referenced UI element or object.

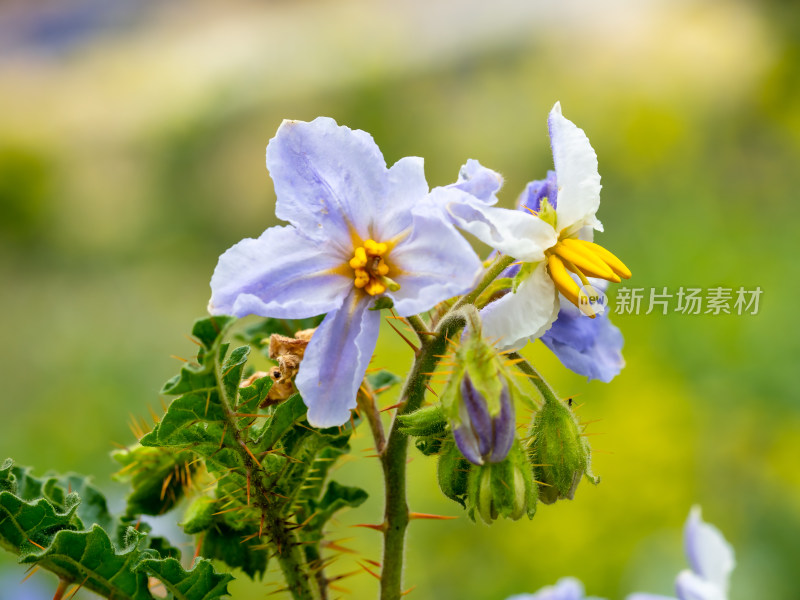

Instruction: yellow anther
[578,240,631,279]
[547,255,596,318]
[554,240,619,282]
[348,240,397,296]
[349,247,368,269]
[365,280,386,296]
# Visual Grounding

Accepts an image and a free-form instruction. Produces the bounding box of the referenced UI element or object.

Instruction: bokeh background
[1,0,798,598]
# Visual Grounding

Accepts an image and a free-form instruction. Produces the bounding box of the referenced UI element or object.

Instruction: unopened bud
[530,396,599,504]
[452,375,515,465]
[466,441,536,524]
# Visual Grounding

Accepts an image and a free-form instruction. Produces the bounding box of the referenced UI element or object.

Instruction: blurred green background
[1,0,798,598]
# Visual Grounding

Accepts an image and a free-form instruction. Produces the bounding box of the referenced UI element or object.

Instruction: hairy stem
[378,308,473,600]
[451,254,515,311]
[506,351,560,405]
[213,349,316,600]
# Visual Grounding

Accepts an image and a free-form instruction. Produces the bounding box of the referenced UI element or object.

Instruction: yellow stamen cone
[554,241,619,282]
[577,240,632,279]
[547,255,596,318]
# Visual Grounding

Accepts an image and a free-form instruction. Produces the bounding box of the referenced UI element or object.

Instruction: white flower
[441,103,630,349]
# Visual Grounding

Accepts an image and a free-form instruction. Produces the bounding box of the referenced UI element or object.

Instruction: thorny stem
[451,254,516,312]
[357,380,386,454]
[378,308,474,600]
[213,347,316,600]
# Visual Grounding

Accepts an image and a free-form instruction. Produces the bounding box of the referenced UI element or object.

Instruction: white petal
[548,102,603,236]
[480,261,559,350]
[441,189,557,262]
[675,571,725,600]
[684,506,735,594]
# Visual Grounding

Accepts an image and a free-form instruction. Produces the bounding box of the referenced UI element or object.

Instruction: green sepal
[397,404,447,437]
[369,296,394,311]
[437,441,471,508]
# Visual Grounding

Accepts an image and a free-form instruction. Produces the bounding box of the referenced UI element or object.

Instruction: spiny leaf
[134,556,233,600]
[201,520,269,579]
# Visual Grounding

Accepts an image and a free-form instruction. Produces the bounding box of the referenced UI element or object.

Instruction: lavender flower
[452,374,515,465]
[209,117,482,427]
[507,577,606,600]
[628,507,735,600]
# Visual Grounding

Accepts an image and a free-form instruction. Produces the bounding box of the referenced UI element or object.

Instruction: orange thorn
[402,585,418,596]
[27,539,46,551]
[385,319,419,354]
[20,566,40,584]
[408,512,458,521]
[363,559,382,568]
[423,384,439,397]
[357,561,382,580]
[380,402,404,413]
[52,579,70,600]
[193,533,204,561]
[352,523,387,532]
[66,575,89,600]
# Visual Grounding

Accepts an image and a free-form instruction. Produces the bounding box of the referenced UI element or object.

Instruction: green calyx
[529,396,599,505]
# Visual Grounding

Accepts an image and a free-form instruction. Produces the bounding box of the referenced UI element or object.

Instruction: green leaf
[1,459,234,600]
[304,481,367,536]
[233,316,322,350]
[201,520,268,579]
[181,497,216,535]
[366,369,402,393]
[254,394,308,452]
[192,316,236,350]
[220,345,250,405]
[135,557,233,600]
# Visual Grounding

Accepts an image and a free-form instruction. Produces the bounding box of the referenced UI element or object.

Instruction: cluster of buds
[402,309,600,522]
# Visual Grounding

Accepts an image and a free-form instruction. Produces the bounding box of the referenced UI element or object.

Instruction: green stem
[506,351,560,405]
[451,255,515,311]
[378,308,473,600]
[404,314,431,344]
[213,346,316,600]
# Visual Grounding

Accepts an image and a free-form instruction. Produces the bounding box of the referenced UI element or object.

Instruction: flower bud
[466,440,536,524]
[530,396,599,504]
[452,375,515,465]
[440,312,520,465]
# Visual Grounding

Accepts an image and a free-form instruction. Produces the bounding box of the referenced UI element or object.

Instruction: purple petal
[488,383,515,463]
[387,205,482,316]
[295,290,381,427]
[519,170,559,212]
[683,507,734,593]
[460,375,493,459]
[266,117,415,253]
[209,225,350,318]
[452,422,483,466]
[447,158,504,205]
[540,304,624,383]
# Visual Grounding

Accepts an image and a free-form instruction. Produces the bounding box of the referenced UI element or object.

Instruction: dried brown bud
[260,329,315,407]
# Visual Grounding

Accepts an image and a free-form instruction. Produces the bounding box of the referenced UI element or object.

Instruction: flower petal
[374,155,430,241]
[480,261,559,350]
[684,506,735,594]
[295,291,381,428]
[388,206,482,316]
[447,158,504,205]
[675,571,724,600]
[548,102,603,236]
[541,297,625,382]
[440,187,557,262]
[505,577,592,600]
[519,170,559,212]
[209,225,350,318]
[266,117,404,251]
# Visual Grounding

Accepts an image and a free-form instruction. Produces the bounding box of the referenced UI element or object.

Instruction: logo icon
[577,284,608,316]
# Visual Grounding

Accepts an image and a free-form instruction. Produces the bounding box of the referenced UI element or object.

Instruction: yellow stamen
[348,239,397,296]
[547,255,596,318]
[556,239,620,282]
[576,240,632,279]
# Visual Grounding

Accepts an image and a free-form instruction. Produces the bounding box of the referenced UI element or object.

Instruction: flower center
[544,238,631,317]
[348,239,399,296]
